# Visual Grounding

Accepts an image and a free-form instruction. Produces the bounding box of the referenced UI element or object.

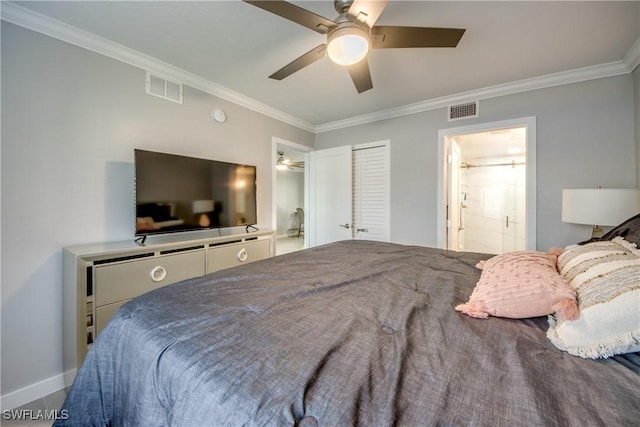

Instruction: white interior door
[307,146,353,247]
[447,138,463,251]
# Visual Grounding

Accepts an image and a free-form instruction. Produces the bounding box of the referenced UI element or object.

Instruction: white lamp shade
[192,200,214,214]
[562,189,640,226]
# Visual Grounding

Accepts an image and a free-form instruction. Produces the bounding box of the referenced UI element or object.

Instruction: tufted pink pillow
[455,249,578,320]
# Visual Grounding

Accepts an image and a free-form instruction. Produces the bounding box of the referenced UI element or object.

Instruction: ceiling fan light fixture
[327,25,370,66]
[276,152,289,170]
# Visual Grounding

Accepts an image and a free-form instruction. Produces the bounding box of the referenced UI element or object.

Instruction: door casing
[447,138,462,250]
[437,117,537,251]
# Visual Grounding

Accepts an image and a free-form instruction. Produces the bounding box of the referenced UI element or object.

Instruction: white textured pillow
[547,237,640,359]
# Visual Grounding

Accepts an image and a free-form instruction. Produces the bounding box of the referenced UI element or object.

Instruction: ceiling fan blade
[243,0,336,34]
[371,26,466,49]
[347,0,388,27]
[269,44,327,80]
[347,57,373,93]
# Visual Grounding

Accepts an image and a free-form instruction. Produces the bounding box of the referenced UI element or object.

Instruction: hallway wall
[276,169,304,237]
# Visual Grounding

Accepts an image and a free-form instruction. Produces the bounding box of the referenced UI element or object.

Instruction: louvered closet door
[352,143,390,242]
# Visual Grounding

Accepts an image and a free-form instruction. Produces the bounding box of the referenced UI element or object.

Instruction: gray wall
[315,75,637,250]
[1,23,313,399]
[635,66,640,187]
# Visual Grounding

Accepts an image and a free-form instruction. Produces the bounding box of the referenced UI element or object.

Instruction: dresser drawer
[207,239,270,273]
[95,300,128,335]
[94,250,205,307]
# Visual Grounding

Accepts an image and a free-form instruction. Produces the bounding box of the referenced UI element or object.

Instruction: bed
[55,239,640,426]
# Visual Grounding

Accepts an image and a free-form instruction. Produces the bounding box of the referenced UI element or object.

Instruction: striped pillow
[547,237,640,358]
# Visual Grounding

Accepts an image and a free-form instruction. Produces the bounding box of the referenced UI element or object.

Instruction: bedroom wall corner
[0,22,313,409]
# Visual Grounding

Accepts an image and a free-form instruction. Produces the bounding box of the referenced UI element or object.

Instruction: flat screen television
[135,149,257,237]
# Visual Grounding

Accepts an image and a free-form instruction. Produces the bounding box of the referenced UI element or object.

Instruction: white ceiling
[7,1,639,129]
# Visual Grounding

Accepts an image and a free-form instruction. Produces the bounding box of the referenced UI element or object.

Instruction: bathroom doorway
[437,117,537,253]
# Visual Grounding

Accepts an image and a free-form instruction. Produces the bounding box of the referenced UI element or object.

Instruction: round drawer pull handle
[237,248,248,262]
[150,265,167,282]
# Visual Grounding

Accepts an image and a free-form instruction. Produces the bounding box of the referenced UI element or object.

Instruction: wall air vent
[448,101,478,121]
[145,71,183,104]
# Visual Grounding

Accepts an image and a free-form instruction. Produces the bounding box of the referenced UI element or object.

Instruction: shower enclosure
[459,159,526,254]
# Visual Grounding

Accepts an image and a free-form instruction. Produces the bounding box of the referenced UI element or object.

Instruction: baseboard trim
[0,369,75,411]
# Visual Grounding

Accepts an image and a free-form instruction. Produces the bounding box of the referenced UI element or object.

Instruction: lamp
[192,200,214,227]
[562,188,640,238]
[326,23,370,66]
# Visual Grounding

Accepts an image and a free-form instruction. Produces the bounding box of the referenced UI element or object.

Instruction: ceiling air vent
[448,101,478,121]
[145,71,183,104]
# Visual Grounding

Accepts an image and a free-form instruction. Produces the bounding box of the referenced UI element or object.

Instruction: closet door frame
[306,140,390,247]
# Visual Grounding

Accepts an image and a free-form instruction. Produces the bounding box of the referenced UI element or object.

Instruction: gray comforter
[56,241,640,426]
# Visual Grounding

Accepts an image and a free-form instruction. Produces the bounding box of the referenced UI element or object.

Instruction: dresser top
[64,229,275,260]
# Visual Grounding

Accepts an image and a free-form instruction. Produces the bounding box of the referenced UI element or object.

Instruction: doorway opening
[437,117,537,253]
[271,137,312,255]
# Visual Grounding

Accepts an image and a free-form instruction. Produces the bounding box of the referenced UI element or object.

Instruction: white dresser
[63,230,275,384]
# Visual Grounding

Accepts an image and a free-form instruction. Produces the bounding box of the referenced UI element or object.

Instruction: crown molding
[2,2,637,135]
[315,59,632,133]
[0,2,316,133]
[623,38,640,72]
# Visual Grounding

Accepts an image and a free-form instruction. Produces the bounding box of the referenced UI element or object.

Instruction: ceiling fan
[276,151,305,170]
[243,0,466,93]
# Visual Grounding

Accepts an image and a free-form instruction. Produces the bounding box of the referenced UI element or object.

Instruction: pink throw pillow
[455,249,578,320]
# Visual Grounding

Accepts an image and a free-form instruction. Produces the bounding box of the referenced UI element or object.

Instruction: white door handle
[237,248,248,262]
